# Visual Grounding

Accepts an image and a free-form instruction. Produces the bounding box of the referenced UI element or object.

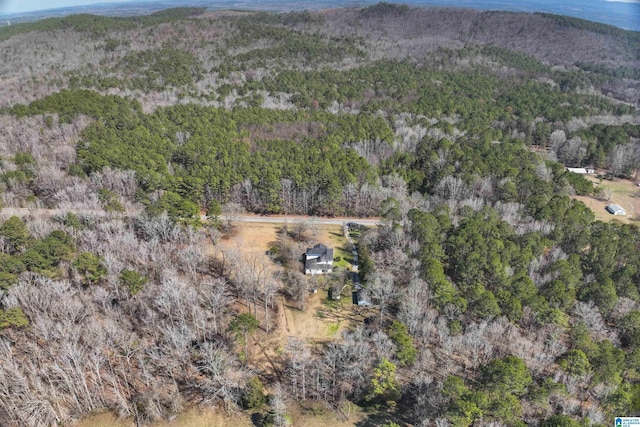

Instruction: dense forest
[0,3,639,427]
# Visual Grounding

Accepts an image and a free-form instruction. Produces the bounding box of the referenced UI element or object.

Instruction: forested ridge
[0,3,639,427]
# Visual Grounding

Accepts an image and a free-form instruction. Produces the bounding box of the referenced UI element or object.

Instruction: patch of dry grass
[76,407,253,427]
[573,176,640,224]
[78,402,372,427]
[214,222,346,259]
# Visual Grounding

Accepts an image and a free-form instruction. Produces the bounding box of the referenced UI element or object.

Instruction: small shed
[352,284,371,307]
[606,204,626,216]
[329,285,341,300]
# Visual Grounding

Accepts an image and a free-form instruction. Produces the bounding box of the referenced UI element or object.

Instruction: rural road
[0,208,381,226]
[228,214,381,226]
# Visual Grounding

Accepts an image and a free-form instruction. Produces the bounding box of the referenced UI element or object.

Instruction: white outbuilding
[606,204,626,216]
[566,167,595,174]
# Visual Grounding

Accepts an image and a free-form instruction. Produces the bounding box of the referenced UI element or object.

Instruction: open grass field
[213,221,355,272]
[572,175,640,224]
[279,290,364,342]
[76,407,254,427]
[77,402,377,427]
[212,221,281,259]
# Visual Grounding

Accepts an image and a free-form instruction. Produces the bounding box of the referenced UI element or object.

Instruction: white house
[304,244,334,275]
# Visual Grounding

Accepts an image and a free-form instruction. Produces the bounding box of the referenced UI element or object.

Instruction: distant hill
[320,6,639,67]
[0,4,637,106]
[1,0,639,31]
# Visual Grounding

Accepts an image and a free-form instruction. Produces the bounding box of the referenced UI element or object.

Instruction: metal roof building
[606,204,626,216]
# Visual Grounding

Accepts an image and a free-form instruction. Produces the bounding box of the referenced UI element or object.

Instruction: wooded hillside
[0,4,639,426]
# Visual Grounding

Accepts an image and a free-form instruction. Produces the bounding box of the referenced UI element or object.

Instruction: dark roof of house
[304,244,334,270]
[306,244,329,256]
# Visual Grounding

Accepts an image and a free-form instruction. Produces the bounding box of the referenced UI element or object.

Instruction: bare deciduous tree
[399,277,431,335]
[269,383,290,427]
[199,278,232,335]
[367,272,397,323]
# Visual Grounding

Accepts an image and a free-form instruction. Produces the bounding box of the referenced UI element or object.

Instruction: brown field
[212,221,354,271]
[210,220,364,342]
[572,176,640,224]
[278,289,365,342]
[77,408,253,427]
[77,402,373,427]
[212,222,282,259]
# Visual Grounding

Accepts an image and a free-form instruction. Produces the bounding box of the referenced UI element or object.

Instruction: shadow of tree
[354,410,403,427]
[315,297,367,324]
[251,411,263,427]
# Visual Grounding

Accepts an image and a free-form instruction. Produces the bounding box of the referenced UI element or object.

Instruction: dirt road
[228,214,381,226]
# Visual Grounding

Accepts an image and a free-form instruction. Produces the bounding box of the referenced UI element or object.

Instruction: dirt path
[277,296,291,335]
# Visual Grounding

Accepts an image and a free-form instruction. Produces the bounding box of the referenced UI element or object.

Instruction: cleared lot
[572,176,640,224]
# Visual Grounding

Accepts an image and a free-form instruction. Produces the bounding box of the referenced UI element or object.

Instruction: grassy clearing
[573,175,640,224]
[290,401,369,427]
[212,219,363,275]
[215,221,346,260]
[78,402,384,427]
[326,321,341,336]
[77,407,253,427]
[284,292,349,340]
[326,228,355,270]
[322,296,342,310]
